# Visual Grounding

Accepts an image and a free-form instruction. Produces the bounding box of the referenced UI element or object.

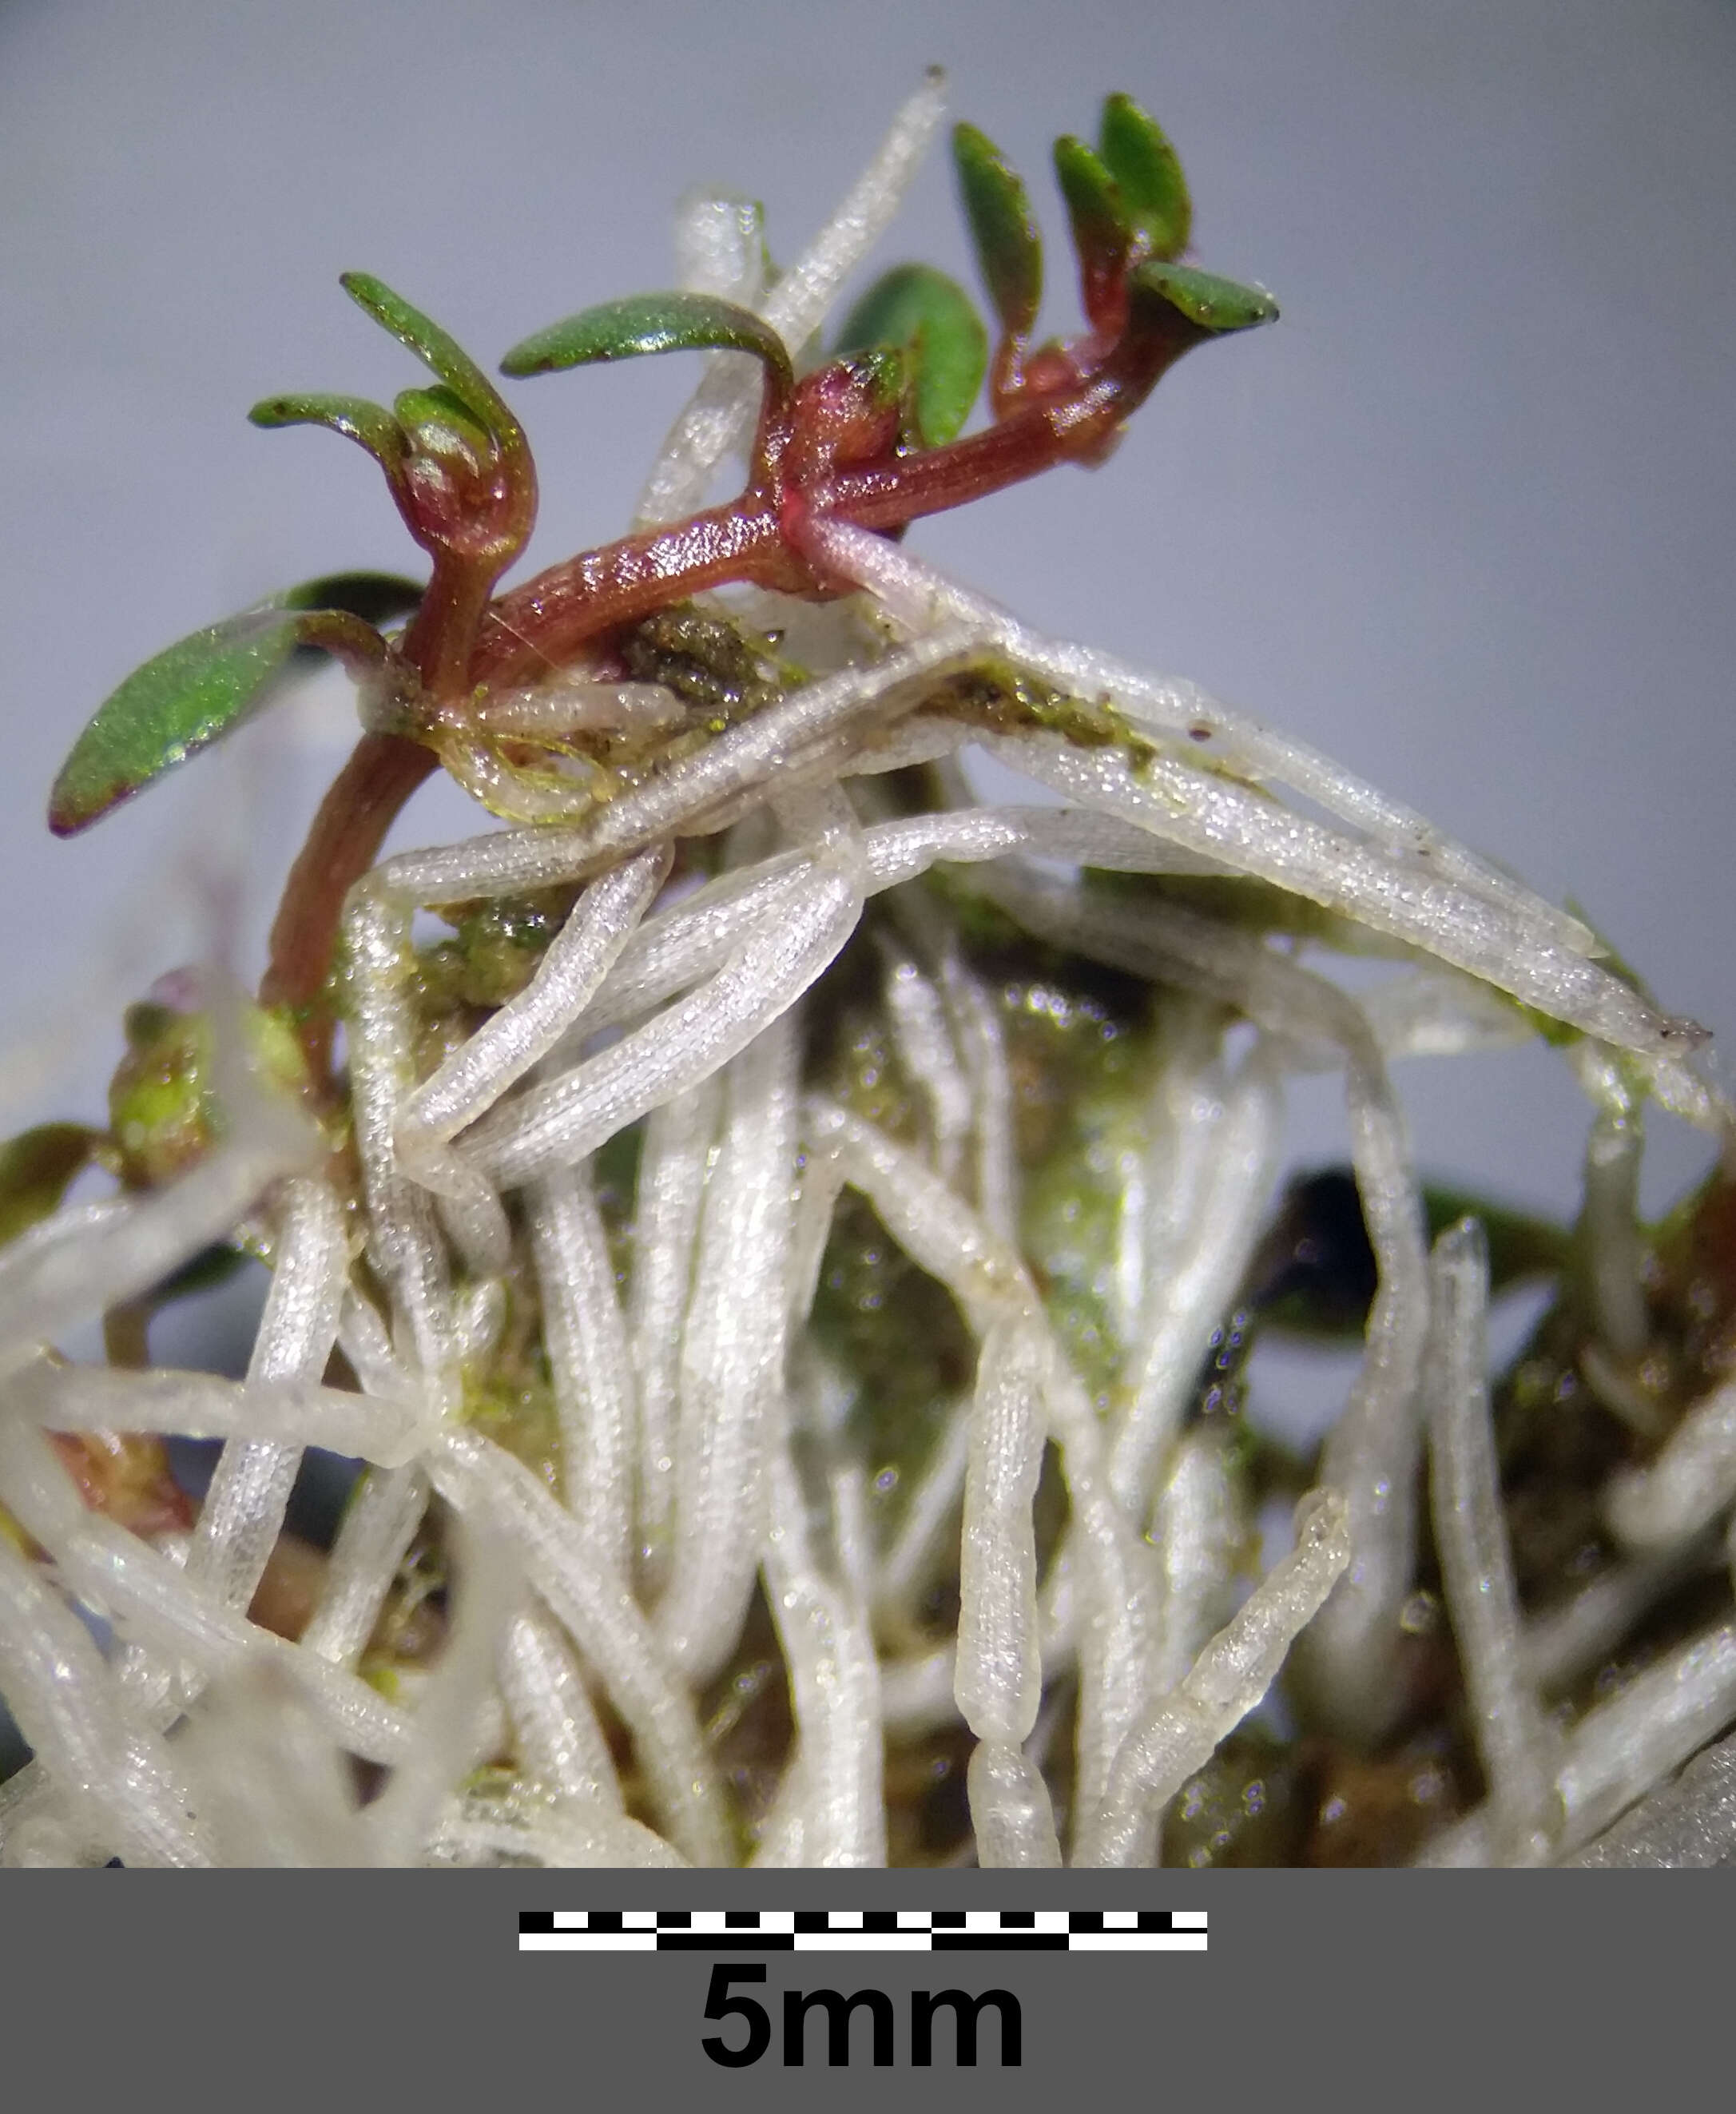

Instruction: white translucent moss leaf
[183,1176,348,1615]
[1604,1377,1736,1552]
[429,1428,729,1867]
[397,846,667,1155]
[429,1787,688,1870]
[177,1657,371,1867]
[0,1535,209,1868]
[1146,1427,1249,1705]
[967,1738,1062,1870]
[9,1357,419,1464]
[954,1317,1048,1747]
[499,1600,624,1812]
[366,1516,522,1867]
[626,1077,721,1591]
[1110,1035,1284,1520]
[1425,1218,1558,1865]
[1086,1488,1351,1868]
[1566,1727,1736,1869]
[655,1011,802,1683]
[755,1369,886,1869]
[1420,1619,1736,1866]
[531,1156,641,1581]
[343,893,458,1382]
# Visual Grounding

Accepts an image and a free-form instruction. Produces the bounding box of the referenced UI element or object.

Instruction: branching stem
[262,199,1229,1065]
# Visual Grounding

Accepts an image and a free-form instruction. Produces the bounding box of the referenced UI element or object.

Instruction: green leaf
[247,391,407,477]
[1129,259,1277,335]
[1098,94,1191,260]
[1054,137,1131,271]
[49,602,390,837]
[339,272,526,458]
[0,1124,101,1249]
[280,570,426,630]
[500,291,794,393]
[951,122,1043,340]
[833,264,988,446]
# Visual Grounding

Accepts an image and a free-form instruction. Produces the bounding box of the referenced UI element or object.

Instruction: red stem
[475,330,1181,685]
[401,557,494,699]
[262,730,437,1068]
[264,548,519,1070]
[819,368,1146,528]
[474,499,793,687]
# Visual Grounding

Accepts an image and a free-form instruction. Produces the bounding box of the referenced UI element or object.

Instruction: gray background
[2,0,1731,1290]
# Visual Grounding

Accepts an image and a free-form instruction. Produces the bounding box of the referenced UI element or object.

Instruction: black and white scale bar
[518,1909,1206,1953]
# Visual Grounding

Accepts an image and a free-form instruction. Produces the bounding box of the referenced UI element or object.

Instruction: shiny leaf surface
[340,272,526,457]
[501,291,793,391]
[1130,258,1278,334]
[49,602,390,836]
[246,391,406,475]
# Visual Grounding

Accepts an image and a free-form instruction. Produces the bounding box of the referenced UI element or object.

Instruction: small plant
[2,74,1732,1870]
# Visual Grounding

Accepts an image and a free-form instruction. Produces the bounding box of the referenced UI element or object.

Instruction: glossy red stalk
[475,320,1180,686]
[265,427,534,1056]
